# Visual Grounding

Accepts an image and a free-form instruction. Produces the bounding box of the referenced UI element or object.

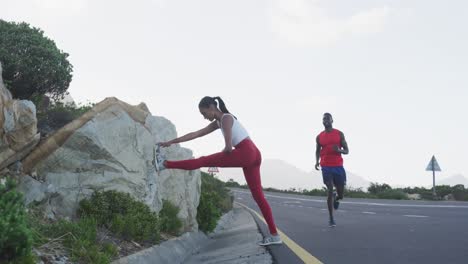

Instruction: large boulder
[0,62,40,171]
[19,97,201,231]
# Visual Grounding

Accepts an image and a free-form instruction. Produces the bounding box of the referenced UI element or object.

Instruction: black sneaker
[329,218,336,227]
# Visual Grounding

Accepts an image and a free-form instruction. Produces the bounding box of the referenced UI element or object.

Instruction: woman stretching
[156,96,282,246]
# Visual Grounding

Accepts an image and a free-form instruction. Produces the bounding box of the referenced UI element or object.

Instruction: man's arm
[315,135,321,170]
[337,131,349,155]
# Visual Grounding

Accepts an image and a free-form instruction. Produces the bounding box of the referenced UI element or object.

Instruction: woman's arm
[221,115,234,153]
[160,121,219,147]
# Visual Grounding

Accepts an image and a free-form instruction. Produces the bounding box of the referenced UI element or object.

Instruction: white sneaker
[259,234,282,246]
[153,144,166,173]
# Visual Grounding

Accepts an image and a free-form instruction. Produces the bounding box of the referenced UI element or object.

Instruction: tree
[0,20,73,101]
[225,178,241,188]
[368,182,392,195]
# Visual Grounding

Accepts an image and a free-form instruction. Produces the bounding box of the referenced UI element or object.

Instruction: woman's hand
[222,146,233,153]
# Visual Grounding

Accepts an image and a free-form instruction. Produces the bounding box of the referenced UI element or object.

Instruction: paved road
[233,189,468,264]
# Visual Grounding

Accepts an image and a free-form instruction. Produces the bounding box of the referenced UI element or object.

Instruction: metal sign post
[425,155,441,198]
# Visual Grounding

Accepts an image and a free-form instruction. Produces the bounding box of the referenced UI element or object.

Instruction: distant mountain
[213,159,370,190]
[438,174,468,187]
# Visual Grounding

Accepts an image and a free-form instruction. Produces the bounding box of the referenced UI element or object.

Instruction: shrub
[0,20,73,100]
[159,200,183,235]
[78,190,160,243]
[264,187,282,193]
[376,189,408,200]
[435,185,453,198]
[0,178,34,263]
[345,187,376,199]
[225,178,241,188]
[197,172,233,233]
[368,182,392,195]
[197,191,222,233]
[452,185,468,201]
[201,173,233,213]
[34,217,116,263]
[302,188,327,197]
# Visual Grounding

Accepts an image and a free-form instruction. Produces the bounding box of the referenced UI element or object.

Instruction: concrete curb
[112,211,236,264]
[112,232,207,264]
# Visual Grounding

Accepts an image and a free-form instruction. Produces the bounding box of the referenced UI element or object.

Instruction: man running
[315,113,349,227]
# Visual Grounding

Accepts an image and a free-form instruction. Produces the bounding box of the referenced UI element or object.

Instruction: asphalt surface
[183,205,271,264]
[114,204,272,264]
[233,188,468,264]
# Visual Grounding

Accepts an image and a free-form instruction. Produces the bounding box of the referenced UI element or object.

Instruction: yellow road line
[236,202,323,264]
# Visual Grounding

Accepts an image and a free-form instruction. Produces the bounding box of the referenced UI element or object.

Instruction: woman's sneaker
[153,144,166,173]
[329,218,336,227]
[259,234,282,246]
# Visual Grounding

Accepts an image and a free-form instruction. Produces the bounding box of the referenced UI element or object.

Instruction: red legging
[165,139,278,235]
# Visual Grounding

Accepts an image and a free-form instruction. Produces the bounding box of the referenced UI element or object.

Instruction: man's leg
[332,166,347,210]
[325,182,336,227]
[336,184,345,200]
[333,183,344,210]
[323,167,336,226]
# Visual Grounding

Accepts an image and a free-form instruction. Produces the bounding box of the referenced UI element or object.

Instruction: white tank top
[217,114,250,146]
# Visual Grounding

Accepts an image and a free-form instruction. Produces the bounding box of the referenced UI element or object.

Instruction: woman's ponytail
[199,96,236,119]
[213,97,229,114]
[214,97,237,119]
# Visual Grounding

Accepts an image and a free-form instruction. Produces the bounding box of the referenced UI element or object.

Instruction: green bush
[368,182,392,195]
[201,173,233,213]
[0,178,34,263]
[34,217,116,264]
[159,200,183,235]
[402,185,468,201]
[78,190,160,243]
[302,188,327,197]
[197,191,222,233]
[452,185,468,201]
[197,173,234,233]
[264,187,282,193]
[345,187,376,199]
[225,178,241,188]
[435,185,453,198]
[0,19,73,100]
[376,189,408,200]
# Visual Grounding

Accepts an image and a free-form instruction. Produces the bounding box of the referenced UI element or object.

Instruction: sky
[2,0,467,187]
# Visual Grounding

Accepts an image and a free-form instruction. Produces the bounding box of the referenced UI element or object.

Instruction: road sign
[425,156,441,171]
[426,155,441,198]
[208,167,219,173]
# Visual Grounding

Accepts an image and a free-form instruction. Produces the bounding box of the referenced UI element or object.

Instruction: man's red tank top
[318,129,343,167]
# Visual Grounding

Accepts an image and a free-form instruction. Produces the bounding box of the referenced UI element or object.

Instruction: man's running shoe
[259,235,283,246]
[333,192,340,210]
[329,218,336,227]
